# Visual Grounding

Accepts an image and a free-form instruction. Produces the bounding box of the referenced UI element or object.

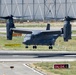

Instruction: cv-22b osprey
[0,15,76,49]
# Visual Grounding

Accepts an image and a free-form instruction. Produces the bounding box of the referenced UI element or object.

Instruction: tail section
[0,15,15,40]
[46,23,50,30]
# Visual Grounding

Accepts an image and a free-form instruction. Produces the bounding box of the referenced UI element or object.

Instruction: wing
[11,28,32,34]
[41,30,61,35]
[11,28,61,35]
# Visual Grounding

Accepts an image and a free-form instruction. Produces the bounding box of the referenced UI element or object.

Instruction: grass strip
[31,61,76,75]
[0,35,76,51]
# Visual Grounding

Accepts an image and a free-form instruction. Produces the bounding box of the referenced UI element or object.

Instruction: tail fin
[46,23,50,30]
[0,15,15,40]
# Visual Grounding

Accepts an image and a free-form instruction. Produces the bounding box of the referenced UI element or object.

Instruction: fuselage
[23,33,59,46]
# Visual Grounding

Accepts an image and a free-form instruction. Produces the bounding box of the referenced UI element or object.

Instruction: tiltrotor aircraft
[0,15,76,49]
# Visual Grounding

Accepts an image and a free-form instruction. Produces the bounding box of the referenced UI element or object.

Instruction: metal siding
[0,0,76,20]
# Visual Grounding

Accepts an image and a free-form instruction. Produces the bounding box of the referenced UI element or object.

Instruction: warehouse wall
[0,0,76,21]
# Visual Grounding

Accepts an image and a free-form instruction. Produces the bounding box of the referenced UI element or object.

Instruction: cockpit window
[24,34,31,42]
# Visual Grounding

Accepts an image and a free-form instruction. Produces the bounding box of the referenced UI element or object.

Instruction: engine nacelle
[6,20,13,40]
[0,15,15,40]
[62,16,76,41]
[63,21,71,41]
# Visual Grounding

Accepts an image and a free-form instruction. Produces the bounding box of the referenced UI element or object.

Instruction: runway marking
[23,64,45,75]
[12,55,19,57]
[4,44,21,47]
[64,55,76,57]
[0,58,76,62]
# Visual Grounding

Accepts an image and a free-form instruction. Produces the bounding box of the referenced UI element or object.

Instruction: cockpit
[23,34,32,42]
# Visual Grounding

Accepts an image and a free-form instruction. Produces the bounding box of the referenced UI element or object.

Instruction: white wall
[0,0,76,20]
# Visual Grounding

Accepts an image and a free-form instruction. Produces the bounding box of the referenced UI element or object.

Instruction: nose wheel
[25,45,28,48]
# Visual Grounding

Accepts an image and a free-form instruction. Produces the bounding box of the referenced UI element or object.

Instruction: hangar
[0,0,76,21]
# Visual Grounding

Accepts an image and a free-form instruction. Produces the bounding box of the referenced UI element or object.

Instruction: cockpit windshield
[24,34,31,42]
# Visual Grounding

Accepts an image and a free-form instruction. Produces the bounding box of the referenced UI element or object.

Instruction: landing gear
[25,45,28,48]
[25,45,37,49]
[49,45,53,49]
[33,45,37,49]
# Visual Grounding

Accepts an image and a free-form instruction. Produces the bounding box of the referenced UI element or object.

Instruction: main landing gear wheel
[25,45,28,48]
[33,46,37,49]
[49,46,53,49]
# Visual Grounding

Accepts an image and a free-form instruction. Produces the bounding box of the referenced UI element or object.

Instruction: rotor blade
[0,15,30,19]
[64,16,76,21]
[0,16,10,19]
[0,15,13,19]
[13,16,30,19]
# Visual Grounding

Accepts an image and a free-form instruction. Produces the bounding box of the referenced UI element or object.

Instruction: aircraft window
[24,34,31,42]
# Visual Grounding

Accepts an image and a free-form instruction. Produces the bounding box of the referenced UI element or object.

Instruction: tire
[49,46,53,49]
[33,46,37,49]
[25,46,28,48]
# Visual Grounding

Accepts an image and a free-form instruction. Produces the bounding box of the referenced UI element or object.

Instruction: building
[0,0,76,21]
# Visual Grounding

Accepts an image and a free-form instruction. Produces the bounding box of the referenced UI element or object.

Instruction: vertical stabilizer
[46,23,50,30]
